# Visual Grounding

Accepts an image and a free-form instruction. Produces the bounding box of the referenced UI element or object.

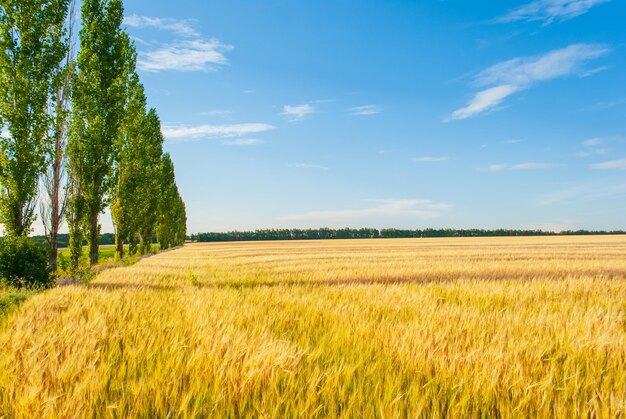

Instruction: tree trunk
[88,210,99,265]
[116,232,124,259]
[49,231,58,271]
[140,230,152,255]
[68,216,82,272]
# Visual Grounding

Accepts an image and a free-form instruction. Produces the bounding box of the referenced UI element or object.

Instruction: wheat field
[1,236,626,417]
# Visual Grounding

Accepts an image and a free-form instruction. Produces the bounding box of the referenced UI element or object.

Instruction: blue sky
[85,0,626,233]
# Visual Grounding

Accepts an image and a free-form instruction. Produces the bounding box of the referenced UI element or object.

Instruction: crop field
[1,236,626,417]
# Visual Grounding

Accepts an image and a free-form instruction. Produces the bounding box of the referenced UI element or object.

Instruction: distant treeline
[190,228,626,242]
[28,234,116,249]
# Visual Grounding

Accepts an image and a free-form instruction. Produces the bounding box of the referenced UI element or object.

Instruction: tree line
[0,0,186,277]
[191,228,626,242]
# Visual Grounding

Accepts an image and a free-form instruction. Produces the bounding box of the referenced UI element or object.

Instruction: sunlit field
[2,236,626,417]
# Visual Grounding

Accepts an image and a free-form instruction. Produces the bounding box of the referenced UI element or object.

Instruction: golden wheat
[1,236,626,417]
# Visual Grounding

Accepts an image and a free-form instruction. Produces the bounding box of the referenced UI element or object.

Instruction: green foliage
[0,288,34,320]
[137,109,164,254]
[67,0,126,265]
[0,237,52,289]
[188,271,199,287]
[0,0,70,236]
[157,153,186,250]
[110,41,164,257]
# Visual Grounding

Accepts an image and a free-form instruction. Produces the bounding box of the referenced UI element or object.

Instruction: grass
[58,243,160,264]
[1,236,626,416]
[0,288,35,322]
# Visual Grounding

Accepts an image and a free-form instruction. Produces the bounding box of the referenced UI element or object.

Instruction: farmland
[1,236,626,417]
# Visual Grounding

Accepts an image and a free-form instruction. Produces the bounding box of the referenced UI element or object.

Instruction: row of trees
[191,228,626,242]
[0,0,186,273]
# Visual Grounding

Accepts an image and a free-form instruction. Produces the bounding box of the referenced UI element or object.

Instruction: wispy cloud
[137,39,233,72]
[282,104,316,121]
[349,105,382,116]
[124,15,199,37]
[583,136,624,147]
[485,162,558,171]
[412,157,450,162]
[501,139,523,145]
[495,0,610,25]
[593,98,626,110]
[163,123,275,142]
[450,85,519,121]
[221,138,265,146]
[285,199,451,221]
[591,159,626,170]
[576,148,611,157]
[449,44,609,120]
[125,14,234,73]
[201,110,233,116]
[536,181,626,206]
[288,163,328,170]
[577,136,624,157]
[525,222,576,232]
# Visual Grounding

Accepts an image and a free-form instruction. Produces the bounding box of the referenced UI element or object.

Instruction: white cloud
[163,123,275,142]
[124,15,199,37]
[512,162,558,170]
[450,85,519,120]
[221,139,264,146]
[496,0,610,25]
[583,136,624,147]
[349,105,382,116]
[475,44,609,87]
[525,222,576,232]
[591,159,626,170]
[536,181,626,207]
[583,138,604,147]
[285,199,451,222]
[138,39,233,72]
[501,139,523,144]
[485,164,509,172]
[288,163,328,170]
[201,110,233,116]
[281,104,316,121]
[449,44,609,120]
[411,157,450,162]
[486,162,558,171]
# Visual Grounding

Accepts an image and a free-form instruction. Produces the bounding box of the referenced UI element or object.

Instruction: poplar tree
[156,153,186,250]
[67,0,126,265]
[40,0,76,270]
[0,0,69,237]
[111,69,146,259]
[137,109,164,254]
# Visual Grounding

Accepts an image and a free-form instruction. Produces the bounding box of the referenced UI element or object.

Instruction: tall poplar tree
[111,69,147,259]
[157,153,180,250]
[137,109,164,254]
[67,0,126,265]
[40,0,76,270]
[0,0,69,237]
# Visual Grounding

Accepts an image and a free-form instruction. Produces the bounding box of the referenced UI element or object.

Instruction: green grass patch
[58,244,160,263]
[0,288,35,321]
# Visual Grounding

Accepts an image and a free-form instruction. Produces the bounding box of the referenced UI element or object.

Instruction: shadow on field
[88,283,178,292]
[198,270,626,289]
[87,270,626,292]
